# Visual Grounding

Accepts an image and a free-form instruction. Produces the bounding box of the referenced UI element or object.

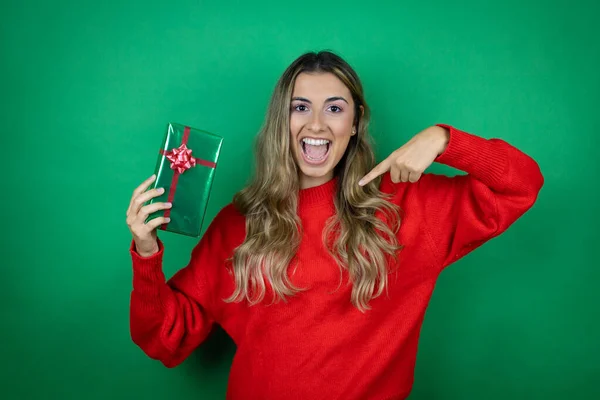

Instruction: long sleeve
[129,209,228,368]
[417,124,544,271]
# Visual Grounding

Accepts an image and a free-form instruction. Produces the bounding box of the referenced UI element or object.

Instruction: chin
[299,165,333,178]
[296,160,338,189]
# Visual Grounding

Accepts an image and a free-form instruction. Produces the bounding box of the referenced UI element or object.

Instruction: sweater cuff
[130,239,166,293]
[434,124,508,188]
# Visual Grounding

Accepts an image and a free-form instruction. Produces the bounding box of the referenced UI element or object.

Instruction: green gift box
[146,122,223,237]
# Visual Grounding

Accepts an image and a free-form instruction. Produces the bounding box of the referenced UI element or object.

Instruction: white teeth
[302,138,330,146]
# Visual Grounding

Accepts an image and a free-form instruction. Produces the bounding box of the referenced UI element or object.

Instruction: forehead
[292,72,352,99]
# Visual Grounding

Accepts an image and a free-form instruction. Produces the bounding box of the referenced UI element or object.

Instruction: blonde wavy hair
[227,51,402,312]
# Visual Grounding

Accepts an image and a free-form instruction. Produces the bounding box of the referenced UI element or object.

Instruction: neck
[299,172,335,189]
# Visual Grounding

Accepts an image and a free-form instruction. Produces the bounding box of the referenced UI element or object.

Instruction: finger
[129,187,166,217]
[408,171,422,183]
[145,216,171,232]
[390,165,401,183]
[127,174,157,216]
[128,205,171,236]
[400,169,410,182]
[359,159,391,186]
[136,202,172,224]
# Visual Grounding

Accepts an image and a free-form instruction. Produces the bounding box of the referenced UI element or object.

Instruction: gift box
[146,122,223,237]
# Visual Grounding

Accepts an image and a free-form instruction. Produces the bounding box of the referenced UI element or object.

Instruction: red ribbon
[158,126,216,230]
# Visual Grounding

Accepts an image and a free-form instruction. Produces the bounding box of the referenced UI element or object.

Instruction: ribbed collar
[298,177,338,210]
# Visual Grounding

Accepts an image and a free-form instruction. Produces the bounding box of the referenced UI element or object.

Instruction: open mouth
[301,138,331,165]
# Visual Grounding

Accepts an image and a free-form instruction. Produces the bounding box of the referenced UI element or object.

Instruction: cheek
[331,113,354,132]
[331,133,353,164]
[331,119,354,142]
[289,114,303,136]
[331,119,354,157]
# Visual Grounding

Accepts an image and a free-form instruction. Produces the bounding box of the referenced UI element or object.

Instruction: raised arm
[417,124,544,270]
[361,124,543,271]
[126,175,227,367]
[129,232,220,367]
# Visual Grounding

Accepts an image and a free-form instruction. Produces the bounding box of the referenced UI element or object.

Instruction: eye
[328,105,343,113]
[292,104,309,112]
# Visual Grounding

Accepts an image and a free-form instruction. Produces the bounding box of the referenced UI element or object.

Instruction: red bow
[164,143,197,174]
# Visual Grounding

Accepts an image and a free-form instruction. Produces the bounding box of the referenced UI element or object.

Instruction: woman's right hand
[126,174,173,257]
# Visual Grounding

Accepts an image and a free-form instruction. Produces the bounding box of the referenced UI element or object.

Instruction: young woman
[126,51,543,400]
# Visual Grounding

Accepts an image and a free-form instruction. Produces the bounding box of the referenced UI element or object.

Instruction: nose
[308,111,325,133]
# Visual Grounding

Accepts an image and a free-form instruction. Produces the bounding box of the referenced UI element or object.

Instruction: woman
[126,51,543,400]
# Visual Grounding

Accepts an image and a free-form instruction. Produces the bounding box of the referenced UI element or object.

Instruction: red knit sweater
[129,125,543,400]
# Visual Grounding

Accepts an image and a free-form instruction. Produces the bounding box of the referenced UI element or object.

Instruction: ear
[352,105,365,135]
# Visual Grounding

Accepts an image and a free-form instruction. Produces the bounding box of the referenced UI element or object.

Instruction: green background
[2,0,598,399]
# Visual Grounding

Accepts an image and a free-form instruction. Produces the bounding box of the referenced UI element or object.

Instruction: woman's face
[289,72,358,189]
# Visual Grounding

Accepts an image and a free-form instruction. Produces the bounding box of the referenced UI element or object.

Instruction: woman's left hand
[359,125,450,186]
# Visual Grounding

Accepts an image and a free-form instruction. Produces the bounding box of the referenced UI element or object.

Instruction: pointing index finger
[359,158,390,186]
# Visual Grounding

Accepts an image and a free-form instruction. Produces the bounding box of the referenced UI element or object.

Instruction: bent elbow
[131,332,184,368]
[513,156,544,209]
[130,324,180,367]
[532,160,545,194]
[526,160,545,206]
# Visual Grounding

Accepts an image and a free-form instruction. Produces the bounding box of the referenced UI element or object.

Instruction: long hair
[227,50,402,312]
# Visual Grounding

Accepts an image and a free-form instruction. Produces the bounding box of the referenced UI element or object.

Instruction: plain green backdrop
[2,0,598,399]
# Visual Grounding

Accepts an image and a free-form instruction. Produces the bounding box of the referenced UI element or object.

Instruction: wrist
[138,250,158,258]
[135,241,159,258]
[427,125,450,156]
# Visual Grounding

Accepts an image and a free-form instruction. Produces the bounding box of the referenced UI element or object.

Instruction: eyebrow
[291,96,349,104]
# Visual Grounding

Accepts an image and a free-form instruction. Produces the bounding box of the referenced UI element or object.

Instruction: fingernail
[166,202,172,207]
[358,180,365,186]
[158,187,164,193]
[165,217,170,222]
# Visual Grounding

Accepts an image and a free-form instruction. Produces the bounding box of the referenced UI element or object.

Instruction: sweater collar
[298,177,338,210]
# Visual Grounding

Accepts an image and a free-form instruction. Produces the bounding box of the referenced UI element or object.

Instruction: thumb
[359,158,391,186]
